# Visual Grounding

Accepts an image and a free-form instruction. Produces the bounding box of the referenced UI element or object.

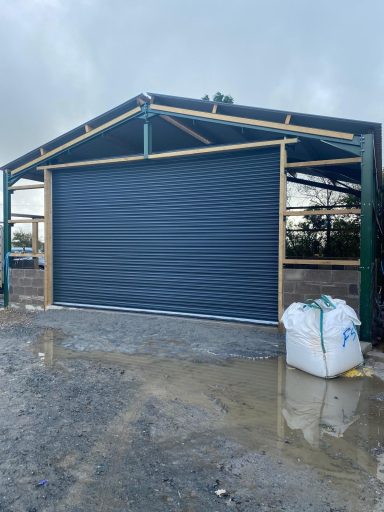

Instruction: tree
[286,177,360,259]
[12,228,44,251]
[12,229,32,249]
[202,91,234,104]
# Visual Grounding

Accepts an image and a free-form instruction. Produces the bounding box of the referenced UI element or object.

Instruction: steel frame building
[2,93,382,340]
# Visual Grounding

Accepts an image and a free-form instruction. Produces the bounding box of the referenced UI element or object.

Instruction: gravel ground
[0,308,383,512]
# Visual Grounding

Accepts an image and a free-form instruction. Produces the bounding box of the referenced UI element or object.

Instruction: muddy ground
[0,308,384,511]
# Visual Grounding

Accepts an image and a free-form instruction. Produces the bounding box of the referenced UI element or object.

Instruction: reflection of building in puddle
[37,330,55,366]
[282,368,363,448]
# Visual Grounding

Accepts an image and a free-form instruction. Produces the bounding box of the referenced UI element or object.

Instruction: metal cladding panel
[52,148,280,322]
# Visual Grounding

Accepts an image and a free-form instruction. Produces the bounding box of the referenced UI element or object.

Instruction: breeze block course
[283,268,360,315]
[9,269,44,307]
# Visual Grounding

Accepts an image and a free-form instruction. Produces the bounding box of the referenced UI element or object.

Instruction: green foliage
[12,229,44,251]
[286,178,360,259]
[202,92,234,104]
[12,229,32,248]
[286,215,360,259]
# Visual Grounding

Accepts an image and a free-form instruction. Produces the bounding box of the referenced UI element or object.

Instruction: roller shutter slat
[52,148,279,323]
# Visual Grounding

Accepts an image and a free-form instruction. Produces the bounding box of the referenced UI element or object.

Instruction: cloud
[0,0,383,221]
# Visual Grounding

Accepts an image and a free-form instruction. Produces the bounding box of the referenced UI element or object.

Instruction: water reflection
[33,331,384,490]
[282,368,363,448]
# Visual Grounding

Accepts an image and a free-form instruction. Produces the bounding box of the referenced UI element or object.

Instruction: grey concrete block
[346,299,359,312]
[303,270,333,283]
[284,269,306,281]
[284,293,303,306]
[303,294,318,301]
[11,286,24,296]
[320,284,349,297]
[332,270,359,284]
[283,281,296,293]
[295,282,322,295]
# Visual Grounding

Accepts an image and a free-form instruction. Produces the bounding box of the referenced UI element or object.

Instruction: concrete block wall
[9,269,44,308]
[283,269,360,314]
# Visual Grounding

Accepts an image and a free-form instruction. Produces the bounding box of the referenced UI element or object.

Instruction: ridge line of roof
[148,92,381,128]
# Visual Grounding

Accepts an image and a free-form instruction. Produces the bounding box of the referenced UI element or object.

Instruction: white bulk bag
[281,295,363,378]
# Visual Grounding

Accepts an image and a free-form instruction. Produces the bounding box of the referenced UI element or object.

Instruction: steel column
[143,120,152,158]
[360,133,375,341]
[2,170,11,307]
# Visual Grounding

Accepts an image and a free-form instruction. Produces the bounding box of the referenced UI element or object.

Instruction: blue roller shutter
[52,148,280,323]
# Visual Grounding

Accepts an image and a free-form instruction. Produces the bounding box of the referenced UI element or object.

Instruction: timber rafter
[149,104,356,141]
[37,138,298,170]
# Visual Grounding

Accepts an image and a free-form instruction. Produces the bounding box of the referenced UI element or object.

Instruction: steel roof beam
[287,176,361,198]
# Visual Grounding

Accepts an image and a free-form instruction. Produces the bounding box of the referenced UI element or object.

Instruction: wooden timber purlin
[284,208,361,216]
[149,104,356,141]
[278,143,287,326]
[283,259,360,266]
[37,138,299,170]
[8,183,44,191]
[9,218,45,223]
[160,115,212,145]
[10,105,142,177]
[285,156,361,168]
[44,169,53,308]
[137,95,212,145]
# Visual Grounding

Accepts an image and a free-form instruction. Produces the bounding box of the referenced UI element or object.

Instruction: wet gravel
[0,308,382,511]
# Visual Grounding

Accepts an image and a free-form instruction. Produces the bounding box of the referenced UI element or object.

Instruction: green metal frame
[143,119,152,157]
[359,133,376,341]
[3,170,11,307]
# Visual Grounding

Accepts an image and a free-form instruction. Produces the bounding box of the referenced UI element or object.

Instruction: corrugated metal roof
[149,92,382,170]
[2,91,381,178]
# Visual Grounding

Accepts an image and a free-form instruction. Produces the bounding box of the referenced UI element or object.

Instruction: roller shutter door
[52,148,280,323]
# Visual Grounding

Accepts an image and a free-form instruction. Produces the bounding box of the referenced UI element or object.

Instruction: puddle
[34,330,384,493]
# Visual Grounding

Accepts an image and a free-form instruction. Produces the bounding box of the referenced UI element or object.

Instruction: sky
[0,0,383,228]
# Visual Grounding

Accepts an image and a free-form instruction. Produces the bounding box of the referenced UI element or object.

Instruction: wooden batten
[38,154,145,170]
[278,143,287,326]
[10,252,44,258]
[149,139,298,160]
[283,259,360,266]
[8,184,45,191]
[11,106,141,176]
[150,104,355,141]
[9,218,44,224]
[285,157,361,168]
[160,115,211,144]
[32,222,39,268]
[32,223,39,254]
[44,170,53,308]
[284,208,361,216]
[284,114,291,125]
[38,138,299,170]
